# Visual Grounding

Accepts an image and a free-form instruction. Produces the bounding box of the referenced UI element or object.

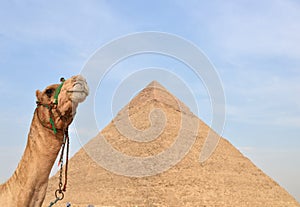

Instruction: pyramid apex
[117,80,193,116]
[114,80,193,118]
[145,80,166,90]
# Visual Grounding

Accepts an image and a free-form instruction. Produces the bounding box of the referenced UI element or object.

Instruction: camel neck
[6,111,64,206]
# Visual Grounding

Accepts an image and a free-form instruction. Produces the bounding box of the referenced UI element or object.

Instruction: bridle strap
[53,78,65,105]
[36,78,66,134]
[35,103,64,134]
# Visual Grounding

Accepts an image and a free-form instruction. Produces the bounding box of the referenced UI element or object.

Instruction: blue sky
[0,0,299,202]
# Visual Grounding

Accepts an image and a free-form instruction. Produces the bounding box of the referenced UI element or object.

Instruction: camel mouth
[68,90,89,96]
[68,79,89,103]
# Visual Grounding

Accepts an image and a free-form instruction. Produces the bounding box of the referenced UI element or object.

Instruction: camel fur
[0,75,89,207]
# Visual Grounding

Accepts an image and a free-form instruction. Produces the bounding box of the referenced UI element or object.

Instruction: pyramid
[43,81,300,207]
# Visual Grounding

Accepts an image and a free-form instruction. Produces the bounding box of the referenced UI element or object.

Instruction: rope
[63,128,69,191]
[48,197,60,207]
[48,127,70,206]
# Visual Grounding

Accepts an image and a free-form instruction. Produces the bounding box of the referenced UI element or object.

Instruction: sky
[0,0,299,202]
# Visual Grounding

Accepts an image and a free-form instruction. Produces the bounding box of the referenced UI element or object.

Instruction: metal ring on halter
[55,189,64,200]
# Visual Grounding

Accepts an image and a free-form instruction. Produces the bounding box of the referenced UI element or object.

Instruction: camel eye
[45,89,54,97]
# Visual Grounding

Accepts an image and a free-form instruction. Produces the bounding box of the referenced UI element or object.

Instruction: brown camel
[0,75,89,207]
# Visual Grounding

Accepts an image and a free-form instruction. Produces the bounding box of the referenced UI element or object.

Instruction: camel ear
[36,90,42,101]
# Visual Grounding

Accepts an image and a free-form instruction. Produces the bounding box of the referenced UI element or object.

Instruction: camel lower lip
[68,90,88,95]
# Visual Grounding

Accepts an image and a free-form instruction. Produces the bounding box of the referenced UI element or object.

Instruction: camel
[0,75,89,207]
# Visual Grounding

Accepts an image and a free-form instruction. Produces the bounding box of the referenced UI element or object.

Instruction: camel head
[35,75,89,134]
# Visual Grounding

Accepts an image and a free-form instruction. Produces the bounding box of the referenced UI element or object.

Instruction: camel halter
[36,77,65,134]
[35,78,70,207]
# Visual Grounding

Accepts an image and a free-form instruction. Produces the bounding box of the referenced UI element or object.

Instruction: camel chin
[69,76,89,103]
[71,91,88,103]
